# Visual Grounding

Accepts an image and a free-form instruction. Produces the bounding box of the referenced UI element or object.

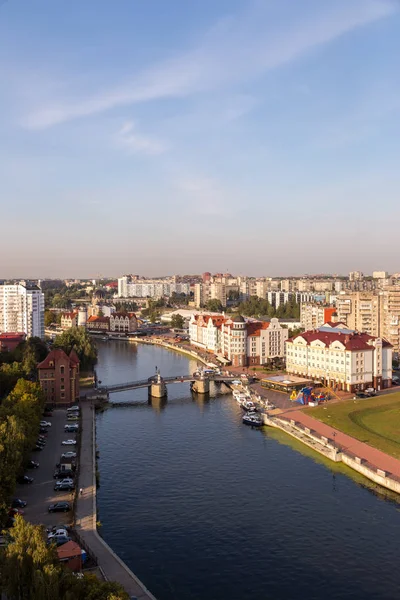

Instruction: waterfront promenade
[282,410,400,480]
[76,400,156,600]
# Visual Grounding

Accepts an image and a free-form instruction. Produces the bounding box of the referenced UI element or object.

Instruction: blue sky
[1,0,400,278]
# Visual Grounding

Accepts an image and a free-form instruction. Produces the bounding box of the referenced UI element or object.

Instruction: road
[14,409,76,528]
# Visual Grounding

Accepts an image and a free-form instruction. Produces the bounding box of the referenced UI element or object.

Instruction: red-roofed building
[0,332,26,352]
[189,314,288,366]
[86,315,110,332]
[38,349,80,406]
[286,324,393,392]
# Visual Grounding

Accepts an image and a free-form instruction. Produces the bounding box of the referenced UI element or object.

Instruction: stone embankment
[75,401,157,599]
[263,411,400,495]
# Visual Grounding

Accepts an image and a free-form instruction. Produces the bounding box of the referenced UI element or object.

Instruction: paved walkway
[281,411,400,479]
[75,401,156,600]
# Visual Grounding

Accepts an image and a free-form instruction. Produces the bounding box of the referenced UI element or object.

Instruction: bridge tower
[150,372,167,398]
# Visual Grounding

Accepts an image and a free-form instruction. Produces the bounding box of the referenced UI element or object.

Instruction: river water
[95,340,400,600]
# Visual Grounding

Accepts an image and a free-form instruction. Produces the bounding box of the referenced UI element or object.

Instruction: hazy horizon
[1,0,399,277]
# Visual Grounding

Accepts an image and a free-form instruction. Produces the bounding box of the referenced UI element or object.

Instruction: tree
[54,327,97,368]
[205,299,223,312]
[171,314,185,329]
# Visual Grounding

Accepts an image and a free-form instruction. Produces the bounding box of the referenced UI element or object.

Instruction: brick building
[38,349,80,406]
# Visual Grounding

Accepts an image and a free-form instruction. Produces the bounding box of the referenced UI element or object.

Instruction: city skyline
[1,0,400,277]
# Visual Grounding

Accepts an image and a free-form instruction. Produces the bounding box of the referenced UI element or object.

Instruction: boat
[102,336,109,341]
[232,390,242,400]
[242,413,263,427]
[242,400,257,411]
[236,394,248,405]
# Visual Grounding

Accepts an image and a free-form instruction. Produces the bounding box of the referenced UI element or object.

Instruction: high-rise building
[300,303,336,331]
[373,271,389,279]
[0,282,45,338]
[335,292,383,338]
[349,271,363,281]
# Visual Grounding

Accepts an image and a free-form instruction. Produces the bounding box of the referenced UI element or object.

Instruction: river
[95,340,400,600]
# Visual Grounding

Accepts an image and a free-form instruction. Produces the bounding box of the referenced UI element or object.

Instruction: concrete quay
[264,410,400,495]
[75,400,156,600]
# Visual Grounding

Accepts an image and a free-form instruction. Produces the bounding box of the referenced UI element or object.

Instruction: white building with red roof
[60,311,78,330]
[189,314,288,366]
[286,323,392,392]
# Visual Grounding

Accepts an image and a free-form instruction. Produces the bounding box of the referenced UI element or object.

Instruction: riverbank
[128,336,210,367]
[264,410,400,496]
[76,400,157,599]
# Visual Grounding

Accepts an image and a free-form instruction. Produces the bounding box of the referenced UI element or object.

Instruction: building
[335,292,383,338]
[38,349,80,406]
[300,303,337,331]
[109,312,138,333]
[286,323,392,392]
[86,316,110,332]
[189,314,288,366]
[117,276,190,299]
[349,271,364,281]
[60,312,78,330]
[373,271,388,279]
[0,332,26,352]
[381,286,400,354]
[0,282,45,338]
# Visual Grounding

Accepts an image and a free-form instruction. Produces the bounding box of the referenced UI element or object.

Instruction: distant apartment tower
[349,271,363,281]
[202,272,211,283]
[382,286,400,354]
[0,282,45,339]
[373,271,389,279]
[335,292,382,339]
[300,304,336,331]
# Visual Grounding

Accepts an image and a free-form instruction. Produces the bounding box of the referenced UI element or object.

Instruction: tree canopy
[237,296,300,319]
[0,516,130,600]
[171,314,185,329]
[205,299,223,312]
[54,327,97,368]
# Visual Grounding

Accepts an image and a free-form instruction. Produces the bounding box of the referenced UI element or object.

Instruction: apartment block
[300,304,336,331]
[0,282,45,339]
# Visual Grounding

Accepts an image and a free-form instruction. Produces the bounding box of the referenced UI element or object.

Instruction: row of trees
[237,296,300,319]
[0,517,129,600]
[0,380,45,525]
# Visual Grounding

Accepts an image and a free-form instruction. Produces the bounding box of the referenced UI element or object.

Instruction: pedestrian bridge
[95,373,237,395]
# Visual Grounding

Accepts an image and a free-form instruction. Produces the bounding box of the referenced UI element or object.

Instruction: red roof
[247,321,269,337]
[57,540,82,560]
[61,312,77,319]
[38,349,71,369]
[87,316,110,323]
[289,329,392,351]
[69,349,79,366]
[0,332,26,341]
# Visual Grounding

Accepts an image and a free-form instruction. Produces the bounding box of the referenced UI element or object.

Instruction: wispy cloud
[23,0,397,129]
[116,121,167,156]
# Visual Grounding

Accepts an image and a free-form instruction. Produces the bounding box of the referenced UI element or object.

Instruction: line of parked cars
[49,405,81,515]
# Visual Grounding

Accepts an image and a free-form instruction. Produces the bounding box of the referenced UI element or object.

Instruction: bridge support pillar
[192,378,210,394]
[150,382,167,398]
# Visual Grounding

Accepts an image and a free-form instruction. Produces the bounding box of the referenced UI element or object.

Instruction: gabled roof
[288,328,393,351]
[57,540,81,560]
[38,349,71,369]
[87,316,110,323]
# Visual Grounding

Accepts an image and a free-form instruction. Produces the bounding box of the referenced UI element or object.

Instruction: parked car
[64,424,79,432]
[61,452,77,459]
[33,445,43,451]
[11,499,27,508]
[54,481,75,491]
[43,410,53,417]
[355,391,368,398]
[17,475,33,484]
[36,440,46,447]
[26,460,39,469]
[8,508,24,516]
[67,415,79,421]
[47,524,71,534]
[67,405,79,412]
[61,439,77,446]
[47,528,69,540]
[48,502,71,513]
[51,535,71,546]
[53,469,75,479]
[365,388,376,396]
[40,421,51,427]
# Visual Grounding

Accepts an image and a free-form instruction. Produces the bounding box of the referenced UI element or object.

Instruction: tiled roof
[87,316,110,323]
[288,328,393,350]
[38,349,71,369]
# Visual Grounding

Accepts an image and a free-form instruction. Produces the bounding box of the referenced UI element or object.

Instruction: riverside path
[75,400,157,600]
[282,411,400,480]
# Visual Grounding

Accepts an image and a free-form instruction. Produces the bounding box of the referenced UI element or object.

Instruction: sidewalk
[281,410,400,479]
[75,401,156,600]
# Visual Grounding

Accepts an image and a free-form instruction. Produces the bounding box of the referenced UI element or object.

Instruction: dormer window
[49,361,54,367]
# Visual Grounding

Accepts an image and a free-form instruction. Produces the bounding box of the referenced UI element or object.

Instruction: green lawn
[308,392,400,459]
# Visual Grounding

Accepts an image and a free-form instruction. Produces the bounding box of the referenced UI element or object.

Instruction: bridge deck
[96,375,237,394]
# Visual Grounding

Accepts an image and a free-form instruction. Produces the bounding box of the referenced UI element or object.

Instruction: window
[60,366,65,374]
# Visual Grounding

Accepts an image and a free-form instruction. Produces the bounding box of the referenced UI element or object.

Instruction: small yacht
[242,400,257,411]
[242,413,263,427]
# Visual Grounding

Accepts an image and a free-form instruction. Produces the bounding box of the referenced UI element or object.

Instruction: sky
[1,0,400,278]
